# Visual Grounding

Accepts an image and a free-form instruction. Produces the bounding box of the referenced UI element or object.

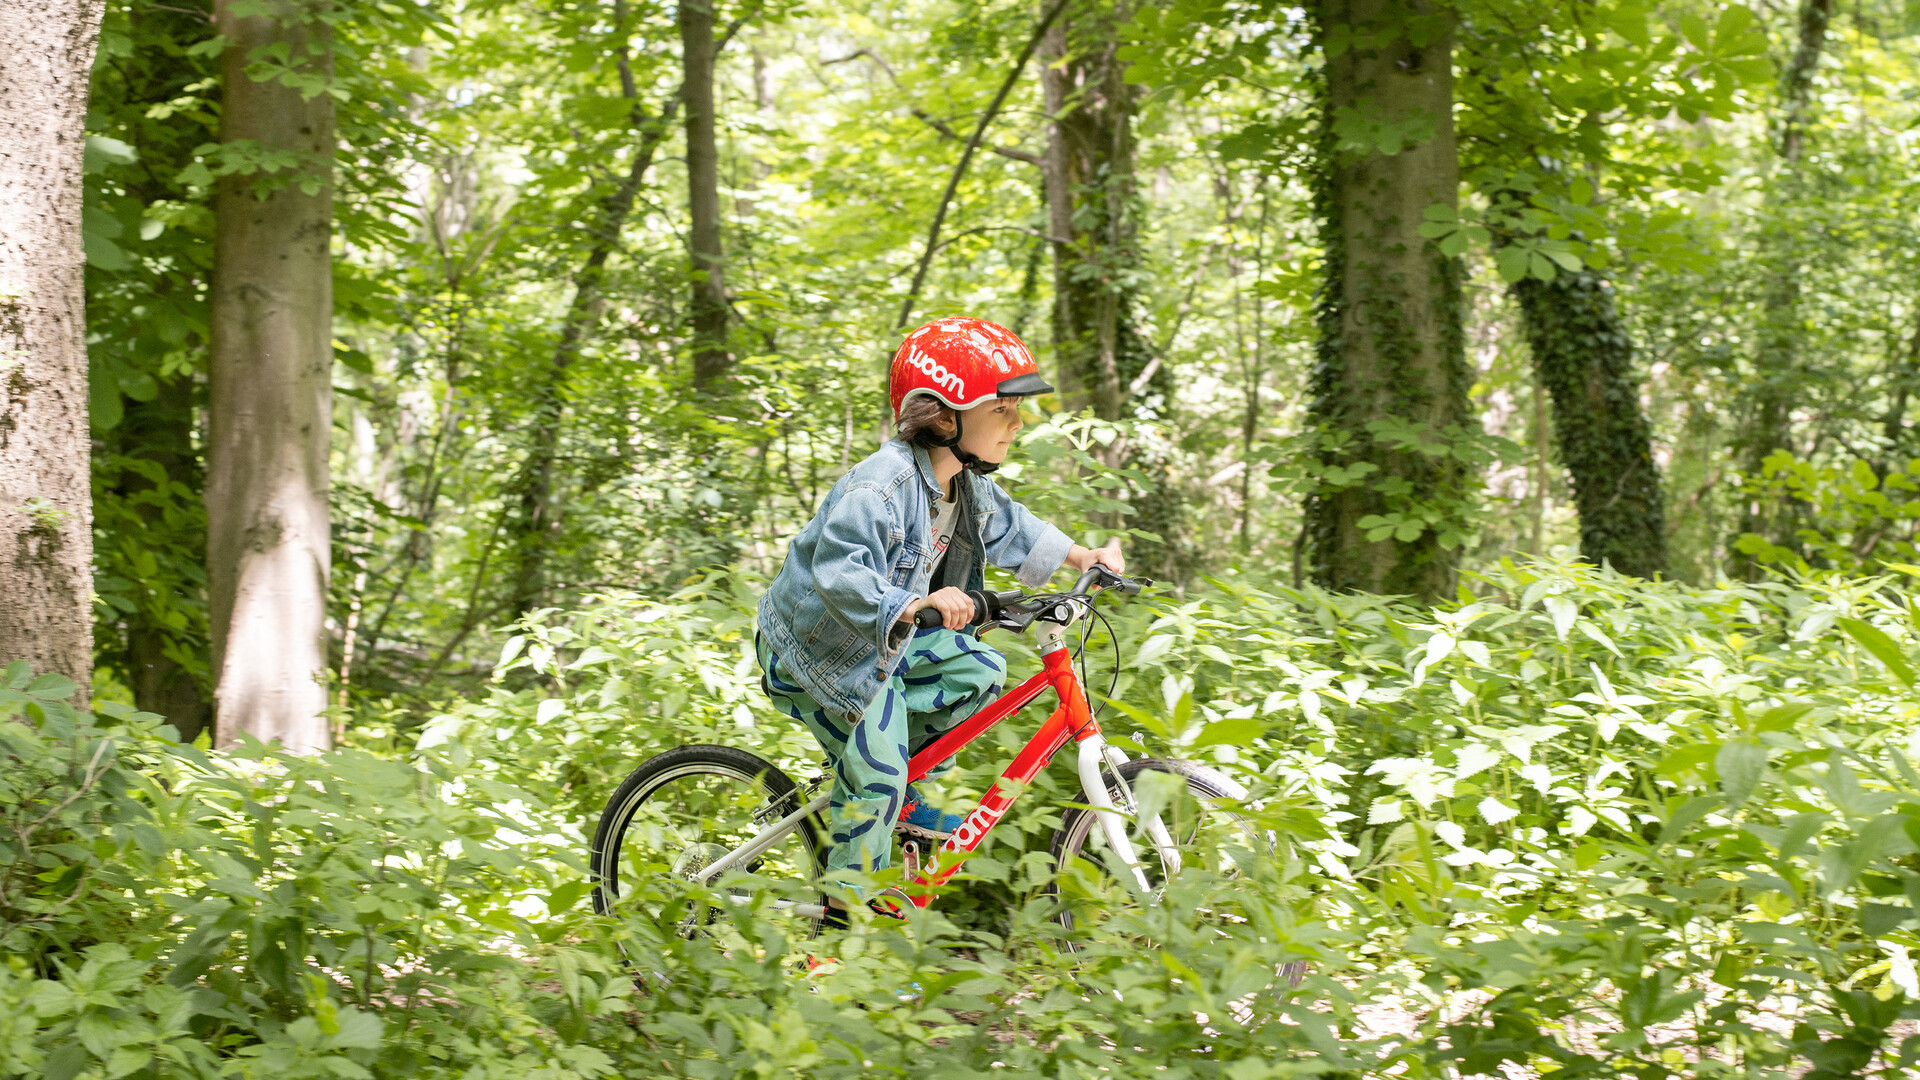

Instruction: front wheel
[1049,756,1304,983]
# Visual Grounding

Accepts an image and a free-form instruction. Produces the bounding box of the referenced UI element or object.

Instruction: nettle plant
[1083,559,1920,1076]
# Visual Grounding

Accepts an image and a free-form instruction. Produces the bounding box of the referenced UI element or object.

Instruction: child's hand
[1066,539,1126,576]
[901,587,976,630]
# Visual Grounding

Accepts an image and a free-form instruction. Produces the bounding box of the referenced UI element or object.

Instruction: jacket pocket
[890,552,919,588]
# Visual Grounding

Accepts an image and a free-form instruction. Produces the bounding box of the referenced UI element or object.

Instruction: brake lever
[975,600,1042,638]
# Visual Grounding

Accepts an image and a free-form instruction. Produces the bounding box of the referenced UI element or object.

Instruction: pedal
[901,841,920,878]
[870,887,913,920]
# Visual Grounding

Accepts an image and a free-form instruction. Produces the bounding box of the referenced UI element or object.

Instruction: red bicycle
[589,566,1267,937]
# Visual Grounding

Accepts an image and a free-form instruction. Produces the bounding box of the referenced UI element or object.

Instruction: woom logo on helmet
[903,345,965,398]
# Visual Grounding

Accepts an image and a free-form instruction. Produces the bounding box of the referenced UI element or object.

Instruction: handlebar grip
[1072,564,1152,596]
[912,590,996,629]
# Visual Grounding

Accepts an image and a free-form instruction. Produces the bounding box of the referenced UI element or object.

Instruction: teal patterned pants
[756,627,1006,882]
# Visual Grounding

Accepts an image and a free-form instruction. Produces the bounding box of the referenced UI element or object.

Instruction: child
[755,317,1124,920]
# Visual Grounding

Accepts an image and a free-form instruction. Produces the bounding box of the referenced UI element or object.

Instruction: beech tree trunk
[0,0,104,693]
[1511,268,1666,578]
[205,0,334,751]
[682,0,730,388]
[1305,0,1471,601]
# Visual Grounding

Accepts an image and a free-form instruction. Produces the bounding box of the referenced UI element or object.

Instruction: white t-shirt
[927,488,961,579]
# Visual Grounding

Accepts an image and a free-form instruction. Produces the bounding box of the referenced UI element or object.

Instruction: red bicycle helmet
[888,317,1053,420]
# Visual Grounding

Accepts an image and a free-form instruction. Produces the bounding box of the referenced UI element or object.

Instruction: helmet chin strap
[932,411,1000,475]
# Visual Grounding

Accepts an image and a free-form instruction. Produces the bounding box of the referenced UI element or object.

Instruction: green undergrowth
[11,559,1920,1076]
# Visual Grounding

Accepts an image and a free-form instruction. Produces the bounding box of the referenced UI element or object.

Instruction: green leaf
[1192,715,1260,750]
[1861,903,1911,937]
[27,672,77,699]
[42,1044,88,1080]
[1494,247,1529,282]
[546,879,591,915]
[1657,795,1722,846]
[1755,701,1814,732]
[83,135,137,175]
[91,373,124,431]
[328,1007,384,1049]
[83,206,130,271]
[1838,618,1914,686]
[1712,5,1755,51]
[333,342,374,374]
[1680,13,1710,50]
[1716,739,1768,807]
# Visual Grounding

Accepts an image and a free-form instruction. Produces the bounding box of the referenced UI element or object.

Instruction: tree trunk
[1511,269,1666,578]
[1041,0,1191,577]
[1305,0,1471,601]
[205,0,334,751]
[0,0,104,693]
[504,48,680,618]
[1041,0,1147,422]
[682,0,730,389]
[1732,0,1832,575]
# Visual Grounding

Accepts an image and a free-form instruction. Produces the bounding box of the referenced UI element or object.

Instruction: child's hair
[896,395,955,448]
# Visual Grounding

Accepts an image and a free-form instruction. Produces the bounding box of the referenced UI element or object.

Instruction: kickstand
[901,840,920,878]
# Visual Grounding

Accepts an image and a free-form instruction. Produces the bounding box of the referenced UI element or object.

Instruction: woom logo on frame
[945,798,1008,851]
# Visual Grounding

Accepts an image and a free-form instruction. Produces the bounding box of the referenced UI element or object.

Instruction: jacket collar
[907,441,948,499]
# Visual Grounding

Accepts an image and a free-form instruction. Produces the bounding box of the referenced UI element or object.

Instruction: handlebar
[910,567,1152,630]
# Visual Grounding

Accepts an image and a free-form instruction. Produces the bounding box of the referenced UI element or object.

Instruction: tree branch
[827,50,1043,166]
[895,0,1073,331]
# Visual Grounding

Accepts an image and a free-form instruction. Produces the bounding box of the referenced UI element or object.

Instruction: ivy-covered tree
[1043,0,1194,578]
[1510,268,1664,578]
[1041,0,1147,421]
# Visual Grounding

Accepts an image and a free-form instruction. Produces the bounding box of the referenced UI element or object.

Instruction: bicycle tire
[589,744,825,921]
[1048,756,1309,983]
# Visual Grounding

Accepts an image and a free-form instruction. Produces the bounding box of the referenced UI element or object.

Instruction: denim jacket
[756,439,1073,720]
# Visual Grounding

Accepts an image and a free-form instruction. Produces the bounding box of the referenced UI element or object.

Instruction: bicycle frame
[692,606,1170,911]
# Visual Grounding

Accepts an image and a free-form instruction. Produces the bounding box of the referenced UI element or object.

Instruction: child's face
[956,398,1026,464]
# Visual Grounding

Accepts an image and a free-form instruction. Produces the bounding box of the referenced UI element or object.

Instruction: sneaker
[895,785,963,842]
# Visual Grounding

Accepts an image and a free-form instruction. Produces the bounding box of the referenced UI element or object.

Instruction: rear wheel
[589,745,826,933]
